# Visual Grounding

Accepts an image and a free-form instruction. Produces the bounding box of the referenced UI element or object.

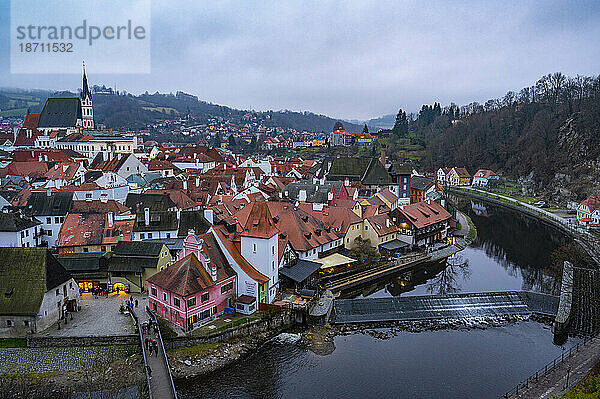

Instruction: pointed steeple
[81,61,91,100]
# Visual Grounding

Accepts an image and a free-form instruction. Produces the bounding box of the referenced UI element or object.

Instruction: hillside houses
[578,194,600,228]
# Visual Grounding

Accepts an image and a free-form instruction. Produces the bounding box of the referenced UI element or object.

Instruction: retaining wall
[164,311,294,350]
[27,334,138,348]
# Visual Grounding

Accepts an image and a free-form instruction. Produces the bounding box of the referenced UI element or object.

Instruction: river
[177,200,582,399]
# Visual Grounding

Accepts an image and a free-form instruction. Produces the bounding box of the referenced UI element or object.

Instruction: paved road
[138,309,177,399]
[511,336,600,399]
[43,292,136,337]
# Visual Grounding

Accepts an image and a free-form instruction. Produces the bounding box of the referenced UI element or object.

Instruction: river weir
[177,200,587,399]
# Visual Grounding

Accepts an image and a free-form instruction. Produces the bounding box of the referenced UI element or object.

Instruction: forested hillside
[0,88,362,133]
[386,73,600,200]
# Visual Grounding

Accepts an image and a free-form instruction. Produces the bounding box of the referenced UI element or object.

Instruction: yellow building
[363,214,399,249]
[446,167,472,186]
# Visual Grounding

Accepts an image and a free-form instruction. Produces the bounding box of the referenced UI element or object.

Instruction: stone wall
[164,311,294,350]
[27,334,138,348]
[0,345,138,374]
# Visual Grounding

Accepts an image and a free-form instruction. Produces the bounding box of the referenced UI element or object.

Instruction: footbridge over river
[333,291,559,324]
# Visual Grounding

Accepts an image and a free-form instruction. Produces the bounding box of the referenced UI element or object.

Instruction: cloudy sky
[1,0,599,120]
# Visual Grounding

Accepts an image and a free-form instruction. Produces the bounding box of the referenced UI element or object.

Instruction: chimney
[386,218,390,228]
[203,209,214,224]
[46,189,52,197]
[211,263,217,282]
[108,212,114,227]
[380,144,386,166]
[195,177,200,187]
[183,180,187,190]
[144,207,150,225]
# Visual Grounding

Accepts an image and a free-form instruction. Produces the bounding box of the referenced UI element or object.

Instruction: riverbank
[168,317,295,380]
[305,313,555,350]
[449,187,600,266]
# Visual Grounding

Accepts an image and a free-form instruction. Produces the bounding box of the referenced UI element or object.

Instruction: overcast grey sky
[2,0,599,120]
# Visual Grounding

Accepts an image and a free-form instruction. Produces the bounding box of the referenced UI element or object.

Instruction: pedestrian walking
[146,365,152,379]
[144,336,149,351]
[153,339,158,357]
[148,341,153,356]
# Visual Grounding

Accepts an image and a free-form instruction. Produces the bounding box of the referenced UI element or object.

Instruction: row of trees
[383,73,600,197]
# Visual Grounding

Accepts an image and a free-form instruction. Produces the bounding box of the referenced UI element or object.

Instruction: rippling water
[177,200,581,399]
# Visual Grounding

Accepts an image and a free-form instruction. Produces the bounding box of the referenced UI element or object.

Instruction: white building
[25,191,73,248]
[0,248,79,336]
[0,211,41,247]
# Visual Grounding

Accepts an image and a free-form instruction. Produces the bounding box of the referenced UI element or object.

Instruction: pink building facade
[147,232,237,331]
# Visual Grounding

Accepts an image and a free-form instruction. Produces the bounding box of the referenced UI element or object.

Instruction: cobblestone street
[41,292,143,337]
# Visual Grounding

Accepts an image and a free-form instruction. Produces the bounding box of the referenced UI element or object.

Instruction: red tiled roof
[89,153,130,173]
[102,219,134,244]
[377,188,398,203]
[309,205,361,235]
[366,214,399,236]
[44,162,80,181]
[145,189,197,210]
[23,113,40,129]
[0,162,48,179]
[453,167,471,178]
[238,201,278,238]
[474,169,497,178]
[212,225,269,283]
[400,200,452,229]
[148,159,179,172]
[237,294,256,304]
[581,195,600,212]
[147,253,215,297]
[71,200,129,214]
[14,114,41,146]
[56,213,105,247]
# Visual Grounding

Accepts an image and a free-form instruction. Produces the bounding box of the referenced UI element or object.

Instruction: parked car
[567,209,577,215]
[534,201,548,208]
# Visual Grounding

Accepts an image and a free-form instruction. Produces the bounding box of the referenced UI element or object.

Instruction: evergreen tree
[228,134,236,148]
[393,109,409,137]
[363,123,369,133]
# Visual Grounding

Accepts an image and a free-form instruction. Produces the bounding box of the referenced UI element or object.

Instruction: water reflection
[346,198,579,299]
[462,199,568,295]
[426,255,470,295]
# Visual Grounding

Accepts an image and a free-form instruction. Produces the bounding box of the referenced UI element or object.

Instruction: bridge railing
[499,333,598,398]
[148,310,178,399]
[129,307,153,399]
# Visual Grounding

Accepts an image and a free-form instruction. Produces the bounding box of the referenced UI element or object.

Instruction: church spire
[81,60,91,100]
[80,61,94,130]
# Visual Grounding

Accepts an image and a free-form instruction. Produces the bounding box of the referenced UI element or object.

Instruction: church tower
[80,61,94,130]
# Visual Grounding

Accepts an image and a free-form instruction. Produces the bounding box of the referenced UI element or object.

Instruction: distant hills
[0,87,364,133]
[344,113,399,131]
